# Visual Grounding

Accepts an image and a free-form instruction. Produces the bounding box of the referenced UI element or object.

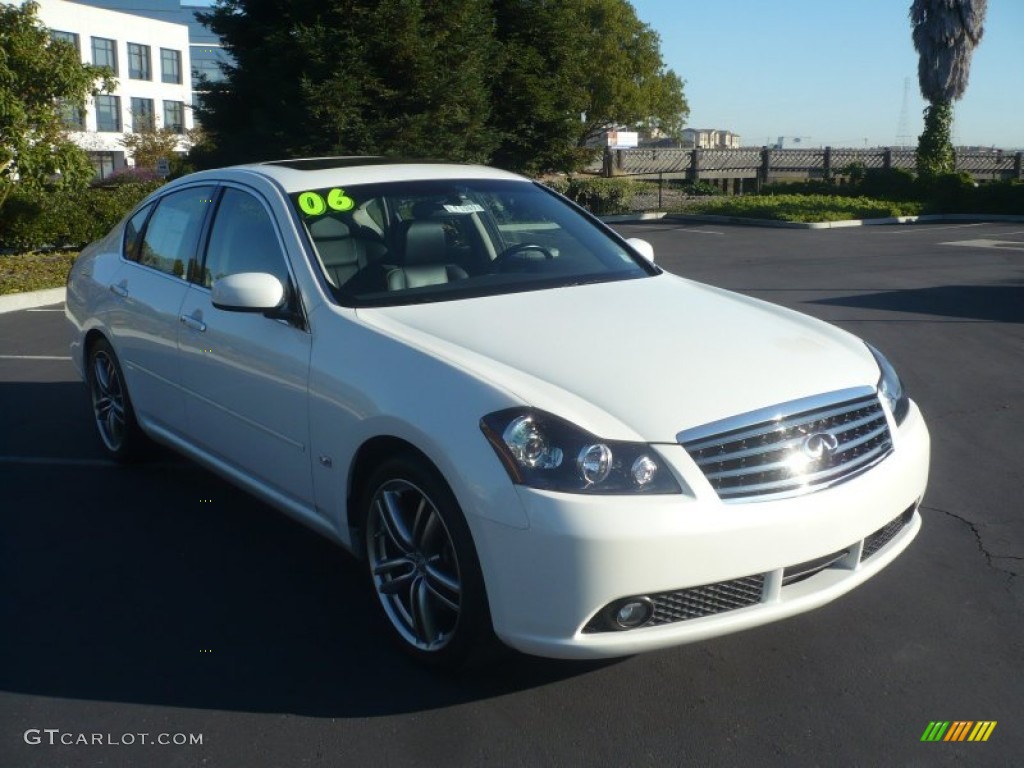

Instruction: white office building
[34,0,194,178]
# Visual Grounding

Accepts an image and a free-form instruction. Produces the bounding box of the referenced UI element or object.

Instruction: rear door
[106,184,216,436]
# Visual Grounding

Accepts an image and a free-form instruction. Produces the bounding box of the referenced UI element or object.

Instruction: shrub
[0,181,163,251]
[860,168,917,200]
[922,172,976,213]
[676,179,724,196]
[545,176,644,215]
[970,180,1024,215]
[686,194,923,223]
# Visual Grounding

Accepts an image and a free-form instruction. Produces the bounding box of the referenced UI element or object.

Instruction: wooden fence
[595,147,1024,192]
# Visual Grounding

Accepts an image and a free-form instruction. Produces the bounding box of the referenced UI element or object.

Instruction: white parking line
[0,355,72,361]
[26,308,65,312]
[884,223,986,234]
[940,239,1024,250]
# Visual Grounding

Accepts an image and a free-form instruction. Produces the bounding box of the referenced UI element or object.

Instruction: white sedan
[66,159,930,667]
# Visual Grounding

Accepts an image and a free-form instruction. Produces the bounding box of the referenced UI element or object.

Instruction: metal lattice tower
[896,77,913,148]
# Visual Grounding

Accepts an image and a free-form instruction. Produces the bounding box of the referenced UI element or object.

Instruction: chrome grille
[649,575,765,625]
[679,387,893,502]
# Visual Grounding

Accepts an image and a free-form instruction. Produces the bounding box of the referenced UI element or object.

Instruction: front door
[176,185,314,508]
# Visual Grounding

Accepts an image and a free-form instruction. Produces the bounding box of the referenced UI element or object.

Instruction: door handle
[109,283,128,298]
[179,314,207,332]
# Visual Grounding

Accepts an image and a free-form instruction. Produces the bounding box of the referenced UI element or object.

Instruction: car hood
[357,274,880,443]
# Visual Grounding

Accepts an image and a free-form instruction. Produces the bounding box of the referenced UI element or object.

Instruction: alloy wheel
[90,349,126,452]
[366,478,463,652]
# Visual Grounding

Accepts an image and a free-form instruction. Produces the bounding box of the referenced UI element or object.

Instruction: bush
[860,168,917,200]
[676,179,724,196]
[0,181,163,251]
[970,180,1024,215]
[687,194,924,223]
[545,176,644,215]
[0,250,79,295]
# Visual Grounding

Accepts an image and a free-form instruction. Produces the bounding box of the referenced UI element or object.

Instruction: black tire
[85,337,149,462]
[361,453,493,668]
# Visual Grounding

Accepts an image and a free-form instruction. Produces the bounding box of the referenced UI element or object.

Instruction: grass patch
[681,194,924,223]
[0,251,79,295]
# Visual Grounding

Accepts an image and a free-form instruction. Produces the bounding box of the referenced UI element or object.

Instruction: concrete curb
[599,212,668,224]
[0,287,66,315]
[660,212,1024,230]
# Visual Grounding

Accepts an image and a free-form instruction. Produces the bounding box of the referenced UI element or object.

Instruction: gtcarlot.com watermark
[24,729,203,747]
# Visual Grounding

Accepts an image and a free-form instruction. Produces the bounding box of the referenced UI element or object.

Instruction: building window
[59,100,86,131]
[128,43,151,80]
[191,46,225,84]
[96,95,121,132]
[163,101,185,134]
[161,48,182,84]
[50,30,80,54]
[131,98,155,132]
[92,152,118,180]
[91,37,118,75]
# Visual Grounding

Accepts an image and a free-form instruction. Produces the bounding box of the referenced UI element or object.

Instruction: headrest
[402,220,449,266]
[309,217,350,239]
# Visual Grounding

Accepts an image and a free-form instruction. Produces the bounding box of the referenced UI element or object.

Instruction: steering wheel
[494,243,555,269]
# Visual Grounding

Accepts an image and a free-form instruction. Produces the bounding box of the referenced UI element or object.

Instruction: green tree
[910,0,987,178]
[119,127,189,172]
[193,0,687,175]
[194,0,497,167]
[490,0,687,173]
[0,1,114,209]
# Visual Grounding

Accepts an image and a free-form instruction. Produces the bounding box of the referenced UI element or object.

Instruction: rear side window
[122,204,153,262]
[135,186,216,278]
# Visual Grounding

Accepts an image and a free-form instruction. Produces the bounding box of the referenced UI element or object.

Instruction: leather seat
[310,216,386,288]
[386,220,468,290]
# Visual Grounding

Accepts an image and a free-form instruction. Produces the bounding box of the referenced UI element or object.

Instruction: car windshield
[289,178,654,306]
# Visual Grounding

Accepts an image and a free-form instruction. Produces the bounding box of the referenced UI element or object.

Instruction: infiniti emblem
[802,432,840,460]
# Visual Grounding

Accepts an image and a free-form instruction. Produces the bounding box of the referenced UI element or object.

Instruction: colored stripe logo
[921,721,997,742]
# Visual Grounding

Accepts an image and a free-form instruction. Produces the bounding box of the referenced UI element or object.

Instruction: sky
[629,0,1024,149]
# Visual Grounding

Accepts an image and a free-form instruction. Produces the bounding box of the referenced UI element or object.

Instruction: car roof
[178,157,528,192]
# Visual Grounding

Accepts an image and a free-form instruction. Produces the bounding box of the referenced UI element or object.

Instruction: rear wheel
[362,454,492,668]
[86,337,148,461]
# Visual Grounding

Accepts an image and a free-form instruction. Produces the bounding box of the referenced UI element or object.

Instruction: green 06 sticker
[298,188,356,216]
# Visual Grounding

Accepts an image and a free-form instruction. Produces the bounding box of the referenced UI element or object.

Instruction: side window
[201,188,290,289]
[123,204,153,262]
[137,186,216,278]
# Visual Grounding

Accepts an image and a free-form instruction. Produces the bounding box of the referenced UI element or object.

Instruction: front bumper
[469,400,930,659]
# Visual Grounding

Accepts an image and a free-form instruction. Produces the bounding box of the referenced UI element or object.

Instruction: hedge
[0,181,163,251]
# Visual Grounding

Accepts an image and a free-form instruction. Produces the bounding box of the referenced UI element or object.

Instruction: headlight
[868,344,910,425]
[480,408,682,494]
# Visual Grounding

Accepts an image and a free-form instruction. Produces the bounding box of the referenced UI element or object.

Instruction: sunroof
[261,157,451,171]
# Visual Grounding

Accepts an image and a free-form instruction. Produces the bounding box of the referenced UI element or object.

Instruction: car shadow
[0,381,620,718]
[808,283,1024,324]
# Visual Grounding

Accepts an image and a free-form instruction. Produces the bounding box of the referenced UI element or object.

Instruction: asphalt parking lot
[2,220,1022,767]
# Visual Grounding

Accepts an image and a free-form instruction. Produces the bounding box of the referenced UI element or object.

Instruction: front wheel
[362,454,493,668]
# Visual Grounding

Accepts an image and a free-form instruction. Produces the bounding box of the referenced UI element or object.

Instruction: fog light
[614,597,654,629]
[577,443,612,485]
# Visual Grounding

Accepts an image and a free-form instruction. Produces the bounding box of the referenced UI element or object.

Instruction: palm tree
[910,0,988,178]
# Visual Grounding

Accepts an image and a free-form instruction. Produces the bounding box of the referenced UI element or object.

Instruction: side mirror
[211,272,285,312]
[626,237,655,264]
